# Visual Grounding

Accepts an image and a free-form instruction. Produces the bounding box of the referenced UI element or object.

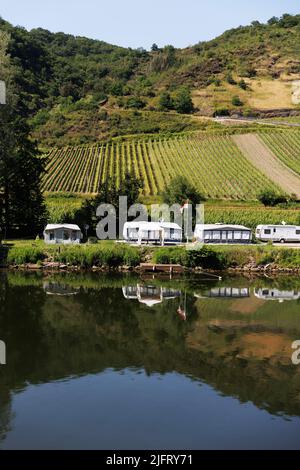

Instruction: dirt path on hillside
[232,134,300,197]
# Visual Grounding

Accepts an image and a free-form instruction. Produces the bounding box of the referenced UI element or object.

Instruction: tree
[151,43,159,52]
[158,91,173,111]
[226,73,236,85]
[238,79,247,90]
[162,176,205,206]
[0,32,47,237]
[232,95,243,106]
[257,189,288,207]
[173,87,194,114]
[74,173,143,238]
[268,16,279,25]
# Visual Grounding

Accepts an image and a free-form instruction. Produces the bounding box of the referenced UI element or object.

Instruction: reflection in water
[195,287,250,299]
[254,288,300,302]
[122,285,181,307]
[0,271,300,449]
[43,281,80,296]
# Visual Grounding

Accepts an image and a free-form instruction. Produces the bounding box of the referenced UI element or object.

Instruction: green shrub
[7,247,46,265]
[257,189,288,206]
[232,95,243,106]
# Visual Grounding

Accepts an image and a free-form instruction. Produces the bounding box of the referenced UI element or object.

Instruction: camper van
[255,225,300,243]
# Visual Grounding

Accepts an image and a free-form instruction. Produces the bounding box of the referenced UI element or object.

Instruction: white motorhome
[194,224,252,244]
[255,225,300,243]
[123,221,182,245]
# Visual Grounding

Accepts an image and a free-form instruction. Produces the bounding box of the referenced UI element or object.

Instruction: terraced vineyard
[42,134,282,199]
[260,131,300,176]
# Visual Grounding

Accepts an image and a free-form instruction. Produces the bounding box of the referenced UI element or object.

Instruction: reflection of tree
[0,270,300,444]
[0,271,47,441]
[0,273,12,443]
[0,387,12,443]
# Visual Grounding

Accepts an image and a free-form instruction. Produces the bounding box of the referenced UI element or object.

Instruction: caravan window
[49,231,55,241]
[264,229,271,235]
[296,230,300,235]
[63,231,70,240]
[128,228,139,239]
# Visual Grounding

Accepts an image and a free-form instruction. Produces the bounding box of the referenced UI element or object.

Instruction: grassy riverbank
[1,240,300,271]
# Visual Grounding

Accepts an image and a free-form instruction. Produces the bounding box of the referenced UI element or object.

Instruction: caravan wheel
[280,239,286,244]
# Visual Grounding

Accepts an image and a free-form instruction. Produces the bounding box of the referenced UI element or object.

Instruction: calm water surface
[0,271,300,449]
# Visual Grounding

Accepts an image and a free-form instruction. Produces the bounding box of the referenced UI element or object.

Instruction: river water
[0,271,300,449]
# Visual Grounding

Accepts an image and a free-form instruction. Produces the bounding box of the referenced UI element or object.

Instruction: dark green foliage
[158,91,173,111]
[162,176,205,206]
[151,43,159,52]
[226,73,236,85]
[0,33,47,237]
[153,246,225,269]
[238,79,247,90]
[1,13,300,145]
[125,97,145,109]
[232,95,243,106]
[173,87,194,114]
[257,190,289,207]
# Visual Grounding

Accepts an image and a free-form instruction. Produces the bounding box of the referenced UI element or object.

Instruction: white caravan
[255,225,300,243]
[123,221,182,245]
[194,224,252,244]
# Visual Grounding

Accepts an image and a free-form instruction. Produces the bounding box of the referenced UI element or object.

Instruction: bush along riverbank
[1,243,300,272]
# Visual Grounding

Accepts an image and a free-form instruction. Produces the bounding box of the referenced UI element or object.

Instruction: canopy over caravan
[194,224,252,244]
[44,224,83,244]
[123,221,182,245]
[256,225,300,243]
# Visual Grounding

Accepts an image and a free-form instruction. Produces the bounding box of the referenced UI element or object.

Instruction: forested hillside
[0,14,300,146]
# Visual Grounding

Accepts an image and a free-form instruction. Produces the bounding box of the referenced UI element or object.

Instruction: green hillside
[43,131,296,199]
[1,14,300,146]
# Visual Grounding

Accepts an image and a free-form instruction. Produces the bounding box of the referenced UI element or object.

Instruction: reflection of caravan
[43,282,80,296]
[194,224,252,244]
[123,222,182,245]
[254,288,300,302]
[256,225,300,243]
[195,287,250,299]
[122,285,181,307]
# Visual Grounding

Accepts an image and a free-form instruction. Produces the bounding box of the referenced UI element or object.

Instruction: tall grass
[52,244,141,268]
